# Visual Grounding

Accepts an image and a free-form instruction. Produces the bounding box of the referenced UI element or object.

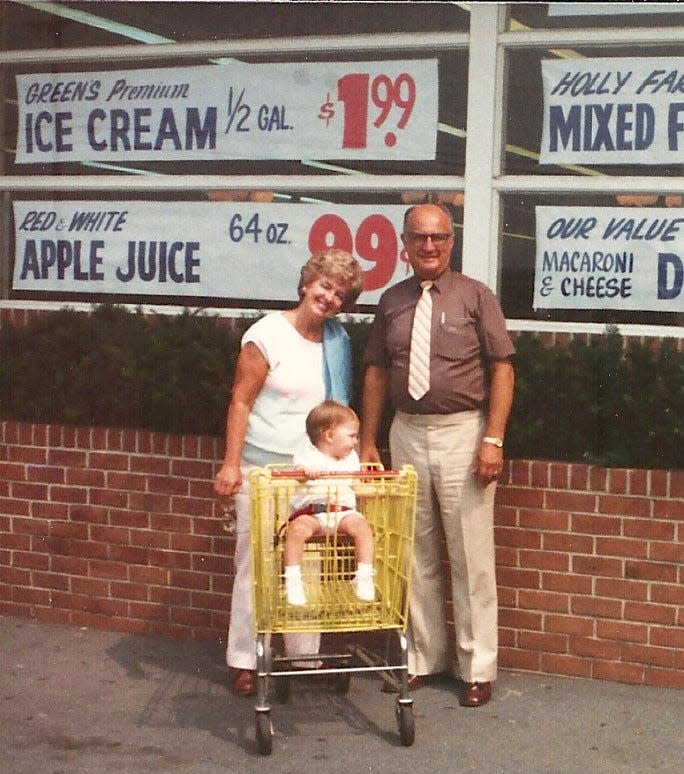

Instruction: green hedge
[1,306,682,469]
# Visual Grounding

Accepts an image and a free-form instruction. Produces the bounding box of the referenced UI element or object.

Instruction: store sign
[540,57,684,165]
[548,3,684,16]
[12,201,414,303]
[15,60,438,163]
[534,206,684,312]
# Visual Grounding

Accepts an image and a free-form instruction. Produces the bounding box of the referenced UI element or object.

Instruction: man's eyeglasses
[404,232,454,245]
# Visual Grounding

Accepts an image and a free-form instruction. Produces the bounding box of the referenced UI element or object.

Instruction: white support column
[461,4,505,290]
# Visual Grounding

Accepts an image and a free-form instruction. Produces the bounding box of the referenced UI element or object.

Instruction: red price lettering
[337,72,416,149]
[308,214,398,292]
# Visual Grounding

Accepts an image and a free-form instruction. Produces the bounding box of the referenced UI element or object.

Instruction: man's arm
[477,358,515,486]
[360,364,389,463]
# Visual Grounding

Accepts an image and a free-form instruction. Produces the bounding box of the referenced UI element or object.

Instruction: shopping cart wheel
[333,672,351,695]
[274,675,291,703]
[395,701,415,747]
[255,709,273,755]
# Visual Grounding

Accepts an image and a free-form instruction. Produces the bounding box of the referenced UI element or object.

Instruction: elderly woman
[214,248,364,697]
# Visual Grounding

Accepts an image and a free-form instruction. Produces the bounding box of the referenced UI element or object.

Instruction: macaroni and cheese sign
[534,206,684,311]
[12,201,412,304]
[540,57,684,165]
[16,60,438,162]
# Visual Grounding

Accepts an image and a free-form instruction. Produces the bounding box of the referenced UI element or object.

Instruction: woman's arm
[214,342,269,497]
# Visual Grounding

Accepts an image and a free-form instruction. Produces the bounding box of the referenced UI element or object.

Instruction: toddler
[284,401,375,605]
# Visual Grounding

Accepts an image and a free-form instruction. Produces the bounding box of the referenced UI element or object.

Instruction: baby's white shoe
[286,576,307,606]
[353,571,375,602]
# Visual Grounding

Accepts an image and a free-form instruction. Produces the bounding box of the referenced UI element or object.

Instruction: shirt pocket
[433,316,480,363]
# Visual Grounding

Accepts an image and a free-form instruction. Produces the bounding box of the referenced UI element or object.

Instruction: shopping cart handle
[270,468,400,479]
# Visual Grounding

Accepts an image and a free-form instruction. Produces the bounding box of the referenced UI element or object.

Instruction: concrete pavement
[2,614,682,773]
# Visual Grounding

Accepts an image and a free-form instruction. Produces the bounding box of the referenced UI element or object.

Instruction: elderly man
[360,202,515,707]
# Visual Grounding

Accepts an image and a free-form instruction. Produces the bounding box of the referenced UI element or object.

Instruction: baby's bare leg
[337,513,374,564]
[283,515,320,566]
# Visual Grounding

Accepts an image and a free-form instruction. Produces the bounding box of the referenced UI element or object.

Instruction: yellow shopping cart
[248,464,417,755]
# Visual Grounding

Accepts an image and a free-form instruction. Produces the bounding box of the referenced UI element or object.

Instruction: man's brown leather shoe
[381,673,425,693]
[459,681,492,707]
[228,668,256,697]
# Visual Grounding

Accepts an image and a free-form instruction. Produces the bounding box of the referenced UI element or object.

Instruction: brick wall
[1,420,682,689]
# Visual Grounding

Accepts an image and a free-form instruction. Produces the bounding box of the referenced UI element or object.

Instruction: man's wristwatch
[482,436,504,448]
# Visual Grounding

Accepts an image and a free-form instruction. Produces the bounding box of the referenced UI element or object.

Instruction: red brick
[649,626,684,649]
[150,513,192,532]
[546,491,597,513]
[129,492,170,513]
[519,589,569,613]
[71,577,110,596]
[548,463,569,489]
[191,554,225,573]
[110,581,149,601]
[542,572,592,594]
[51,555,89,575]
[13,551,50,570]
[519,508,568,531]
[571,596,622,619]
[90,489,129,508]
[623,518,674,540]
[49,486,89,505]
[540,653,592,678]
[598,495,651,518]
[496,487,544,508]
[0,462,27,481]
[594,578,648,601]
[569,464,590,491]
[625,560,677,582]
[170,533,213,552]
[106,472,148,491]
[32,572,70,591]
[13,586,52,605]
[110,509,150,529]
[545,614,594,637]
[147,549,191,570]
[2,534,31,550]
[622,643,674,668]
[108,545,150,565]
[88,560,128,580]
[128,601,168,621]
[543,533,594,554]
[0,498,30,516]
[572,555,623,577]
[595,536,648,559]
[8,446,46,464]
[499,648,541,672]
[670,471,684,498]
[171,608,212,627]
[495,527,541,549]
[596,620,648,643]
[130,455,170,475]
[653,493,684,520]
[529,461,549,488]
[608,468,628,494]
[624,602,676,625]
[190,591,230,611]
[645,668,684,689]
[66,468,106,487]
[495,546,517,567]
[130,529,169,549]
[588,467,608,492]
[649,470,668,497]
[569,636,621,660]
[592,661,644,684]
[27,465,64,484]
[172,496,214,516]
[628,469,648,496]
[129,565,168,585]
[171,459,214,479]
[497,567,540,589]
[89,451,129,471]
[650,583,684,605]
[12,482,48,500]
[649,542,684,564]
[519,630,568,653]
[149,586,192,606]
[520,550,569,572]
[571,513,620,536]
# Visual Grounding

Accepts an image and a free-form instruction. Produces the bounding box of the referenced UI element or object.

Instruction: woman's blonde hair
[306,400,359,446]
[297,249,364,312]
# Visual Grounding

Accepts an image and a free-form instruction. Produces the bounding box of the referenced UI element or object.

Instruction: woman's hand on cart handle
[360,441,382,465]
[214,461,242,497]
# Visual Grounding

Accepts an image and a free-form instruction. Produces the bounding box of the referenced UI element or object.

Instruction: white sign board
[540,57,684,165]
[534,206,684,311]
[13,201,416,304]
[16,60,438,163]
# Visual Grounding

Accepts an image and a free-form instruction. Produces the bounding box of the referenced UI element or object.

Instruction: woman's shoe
[228,667,257,697]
